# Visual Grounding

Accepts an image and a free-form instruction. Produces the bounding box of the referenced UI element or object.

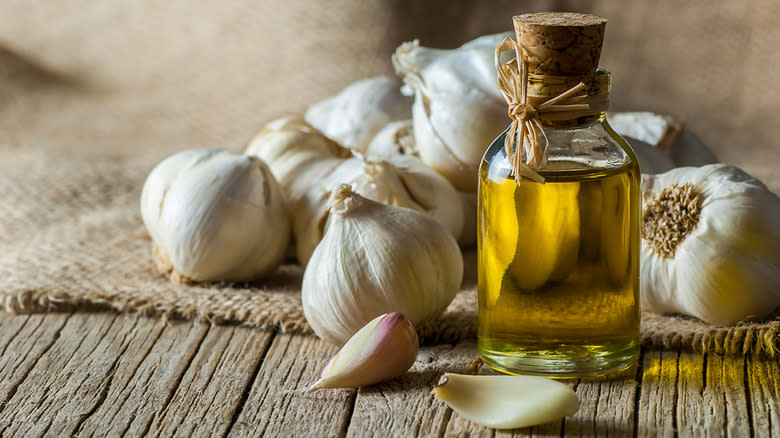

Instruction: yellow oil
[477,161,640,377]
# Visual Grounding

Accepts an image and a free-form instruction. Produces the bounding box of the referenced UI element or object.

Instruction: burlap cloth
[1,1,778,356]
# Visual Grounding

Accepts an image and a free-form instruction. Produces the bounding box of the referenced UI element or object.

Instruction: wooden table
[0,311,777,437]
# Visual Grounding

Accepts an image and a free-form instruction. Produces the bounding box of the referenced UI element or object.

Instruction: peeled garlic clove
[305,76,412,153]
[245,116,350,207]
[311,312,419,389]
[641,164,780,325]
[302,185,463,345]
[140,149,290,283]
[393,34,510,191]
[294,154,463,266]
[431,373,579,430]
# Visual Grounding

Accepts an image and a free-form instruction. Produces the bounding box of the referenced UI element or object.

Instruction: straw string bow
[495,38,593,184]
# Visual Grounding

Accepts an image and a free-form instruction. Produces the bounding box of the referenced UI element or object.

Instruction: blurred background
[0,0,777,178]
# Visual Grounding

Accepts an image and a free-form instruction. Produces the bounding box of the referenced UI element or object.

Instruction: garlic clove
[364,120,417,158]
[310,312,419,390]
[431,373,579,430]
[244,116,350,207]
[305,76,412,153]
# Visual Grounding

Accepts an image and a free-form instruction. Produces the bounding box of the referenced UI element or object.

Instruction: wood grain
[226,333,354,437]
[0,311,778,437]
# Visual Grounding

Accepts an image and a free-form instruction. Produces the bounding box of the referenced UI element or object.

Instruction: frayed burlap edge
[3,283,778,358]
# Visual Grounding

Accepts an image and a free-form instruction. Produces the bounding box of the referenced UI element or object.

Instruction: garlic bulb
[457,191,478,248]
[141,149,290,283]
[305,76,412,153]
[310,312,418,389]
[431,373,579,429]
[607,112,681,151]
[302,185,463,345]
[624,137,675,174]
[364,120,417,158]
[641,164,780,325]
[294,154,463,266]
[393,33,510,191]
[244,116,350,207]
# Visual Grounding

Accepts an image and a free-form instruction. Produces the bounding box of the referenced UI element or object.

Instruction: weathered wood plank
[70,318,210,437]
[636,349,678,437]
[0,312,30,356]
[142,325,275,437]
[0,313,73,410]
[0,312,120,436]
[346,343,477,438]
[226,333,354,437]
[703,354,750,437]
[564,374,638,437]
[675,351,707,436]
[747,355,780,437]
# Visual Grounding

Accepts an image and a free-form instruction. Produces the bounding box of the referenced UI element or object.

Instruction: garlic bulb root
[140,149,290,283]
[311,312,419,390]
[302,184,463,345]
[640,164,780,325]
[431,373,579,429]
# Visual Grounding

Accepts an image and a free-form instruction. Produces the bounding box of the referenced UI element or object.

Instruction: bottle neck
[526,67,611,129]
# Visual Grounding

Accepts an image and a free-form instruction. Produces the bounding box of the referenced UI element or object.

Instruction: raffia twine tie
[495,38,608,184]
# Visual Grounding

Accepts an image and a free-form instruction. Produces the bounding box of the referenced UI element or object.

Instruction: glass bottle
[477,13,641,378]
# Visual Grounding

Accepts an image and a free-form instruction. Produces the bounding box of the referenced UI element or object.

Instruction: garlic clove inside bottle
[311,312,419,390]
[141,148,290,283]
[302,184,463,345]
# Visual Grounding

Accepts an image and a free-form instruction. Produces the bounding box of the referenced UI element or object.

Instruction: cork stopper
[513,12,607,77]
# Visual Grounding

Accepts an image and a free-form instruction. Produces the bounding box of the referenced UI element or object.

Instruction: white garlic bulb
[305,76,412,153]
[302,185,463,345]
[641,164,780,325]
[294,154,464,266]
[244,116,350,207]
[141,149,290,283]
[624,136,676,174]
[364,120,417,158]
[392,33,510,191]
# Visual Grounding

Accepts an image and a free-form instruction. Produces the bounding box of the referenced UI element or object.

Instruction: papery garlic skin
[364,120,417,158]
[311,312,419,389]
[141,149,290,282]
[623,137,675,175]
[302,185,463,345]
[393,34,510,191]
[641,164,780,325]
[294,154,464,266]
[244,116,349,207]
[305,76,412,153]
[431,373,579,430]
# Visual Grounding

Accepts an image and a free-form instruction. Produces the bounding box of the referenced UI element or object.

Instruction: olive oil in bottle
[477,13,640,377]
